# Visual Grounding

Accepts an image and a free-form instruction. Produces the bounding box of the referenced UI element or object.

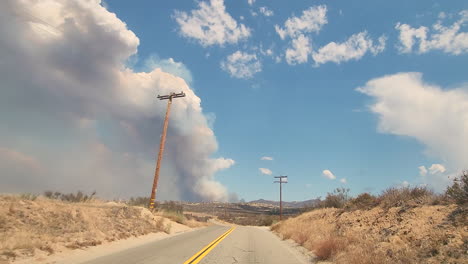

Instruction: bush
[446,171,468,206]
[43,191,96,203]
[378,186,435,209]
[313,237,346,260]
[161,211,186,224]
[345,193,378,210]
[320,188,350,209]
[158,201,183,214]
[127,196,152,207]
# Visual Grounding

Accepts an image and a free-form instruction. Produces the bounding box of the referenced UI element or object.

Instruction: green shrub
[43,190,96,202]
[446,171,468,206]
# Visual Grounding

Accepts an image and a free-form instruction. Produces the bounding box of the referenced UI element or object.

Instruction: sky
[0,0,467,202]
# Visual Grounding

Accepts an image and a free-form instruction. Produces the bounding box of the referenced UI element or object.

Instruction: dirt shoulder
[0,195,203,263]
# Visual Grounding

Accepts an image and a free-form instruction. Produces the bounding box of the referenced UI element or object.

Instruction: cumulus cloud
[340,178,347,184]
[275,5,327,65]
[247,0,255,6]
[0,0,234,201]
[357,72,468,190]
[322,169,336,180]
[174,0,251,47]
[429,164,446,174]
[259,168,272,175]
[312,32,386,65]
[221,51,262,79]
[261,156,273,161]
[285,34,312,65]
[259,6,274,17]
[395,10,468,55]
[275,5,327,40]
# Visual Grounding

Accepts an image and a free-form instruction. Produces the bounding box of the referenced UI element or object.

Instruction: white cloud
[285,34,312,65]
[322,169,336,180]
[419,165,428,176]
[0,0,235,201]
[174,0,251,46]
[259,6,274,17]
[261,156,273,161]
[221,51,262,79]
[247,0,255,6]
[357,72,468,190]
[274,6,326,66]
[259,168,272,175]
[143,55,193,84]
[401,181,410,188]
[395,10,468,55]
[340,178,347,184]
[275,5,327,40]
[429,164,446,174]
[312,32,386,65]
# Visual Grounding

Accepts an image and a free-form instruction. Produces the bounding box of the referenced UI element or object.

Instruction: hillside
[272,205,467,263]
[248,199,321,208]
[0,195,205,263]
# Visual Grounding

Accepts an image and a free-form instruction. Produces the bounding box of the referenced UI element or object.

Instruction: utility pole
[148,92,186,209]
[274,175,288,220]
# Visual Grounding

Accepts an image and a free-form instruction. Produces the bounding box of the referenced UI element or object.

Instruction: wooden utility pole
[274,176,288,220]
[149,92,185,209]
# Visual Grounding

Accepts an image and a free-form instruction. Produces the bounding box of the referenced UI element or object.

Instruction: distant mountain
[248,198,320,208]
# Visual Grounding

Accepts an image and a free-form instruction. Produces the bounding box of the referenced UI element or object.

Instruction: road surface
[81,225,311,264]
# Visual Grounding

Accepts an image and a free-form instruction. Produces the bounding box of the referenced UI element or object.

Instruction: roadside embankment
[0,194,204,263]
[272,204,467,264]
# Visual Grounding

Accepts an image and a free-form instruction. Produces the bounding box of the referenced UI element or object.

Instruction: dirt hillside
[272,205,467,264]
[0,195,198,263]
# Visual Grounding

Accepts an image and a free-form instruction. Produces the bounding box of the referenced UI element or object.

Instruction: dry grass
[0,194,200,262]
[272,205,468,263]
[312,236,346,260]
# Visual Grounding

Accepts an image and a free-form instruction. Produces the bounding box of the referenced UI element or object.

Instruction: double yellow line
[183,226,236,264]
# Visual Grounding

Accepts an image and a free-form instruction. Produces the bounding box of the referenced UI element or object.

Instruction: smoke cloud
[0,0,234,201]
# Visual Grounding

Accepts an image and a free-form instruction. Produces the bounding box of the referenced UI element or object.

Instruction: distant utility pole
[274,175,288,220]
[148,92,186,209]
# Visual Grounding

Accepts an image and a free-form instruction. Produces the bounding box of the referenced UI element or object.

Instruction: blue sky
[105,0,467,200]
[1,0,467,202]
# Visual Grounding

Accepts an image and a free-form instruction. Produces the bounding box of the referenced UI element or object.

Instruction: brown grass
[272,205,467,263]
[313,236,346,260]
[0,194,201,262]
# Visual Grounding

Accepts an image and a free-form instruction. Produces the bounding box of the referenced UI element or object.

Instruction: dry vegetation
[271,172,468,264]
[0,192,204,263]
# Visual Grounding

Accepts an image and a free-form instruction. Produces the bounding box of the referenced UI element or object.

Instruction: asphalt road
[81,225,310,264]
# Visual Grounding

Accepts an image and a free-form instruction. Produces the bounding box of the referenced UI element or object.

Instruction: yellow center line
[183,226,236,264]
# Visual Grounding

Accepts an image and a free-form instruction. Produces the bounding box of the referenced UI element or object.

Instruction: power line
[148,92,185,209]
[274,175,288,220]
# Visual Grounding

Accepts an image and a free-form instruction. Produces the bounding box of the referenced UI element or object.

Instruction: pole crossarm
[157,92,185,100]
[148,91,186,209]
